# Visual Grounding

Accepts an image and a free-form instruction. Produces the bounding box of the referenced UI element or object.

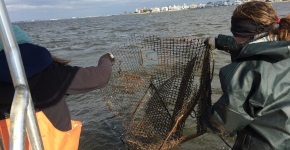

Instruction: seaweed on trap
[101,35,214,150]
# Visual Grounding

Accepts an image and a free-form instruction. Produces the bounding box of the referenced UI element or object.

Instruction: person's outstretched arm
[66,53,114,94]
[205,34,244,61]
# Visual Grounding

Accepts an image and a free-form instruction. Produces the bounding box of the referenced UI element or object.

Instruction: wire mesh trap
[101,35,214,150]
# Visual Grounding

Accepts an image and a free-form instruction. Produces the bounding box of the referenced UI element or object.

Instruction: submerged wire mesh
[101,35,214,150]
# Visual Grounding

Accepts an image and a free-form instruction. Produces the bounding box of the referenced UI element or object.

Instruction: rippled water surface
[15,2,290,150]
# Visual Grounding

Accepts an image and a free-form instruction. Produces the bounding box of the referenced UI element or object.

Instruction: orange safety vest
[0,111,82,150]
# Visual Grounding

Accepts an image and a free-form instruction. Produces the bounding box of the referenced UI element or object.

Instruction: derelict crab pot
[101,35,214,150]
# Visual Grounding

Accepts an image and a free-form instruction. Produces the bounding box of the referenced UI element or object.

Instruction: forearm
[215,34,237,51]
[215,34,243,61]
[66,58,112,94]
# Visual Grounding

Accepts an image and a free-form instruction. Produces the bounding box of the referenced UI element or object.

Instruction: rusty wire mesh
[101,35,214,150]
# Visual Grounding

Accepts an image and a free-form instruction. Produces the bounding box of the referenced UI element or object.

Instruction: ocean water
[14,2,290,150]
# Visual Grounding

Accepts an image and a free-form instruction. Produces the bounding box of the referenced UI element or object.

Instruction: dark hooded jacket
[0,43,52,83]
[0,43,112,131]
[202,38,290,150]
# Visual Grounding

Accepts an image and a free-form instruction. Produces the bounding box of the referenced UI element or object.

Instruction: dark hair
[233,1,290,41]
[52,55,70,66]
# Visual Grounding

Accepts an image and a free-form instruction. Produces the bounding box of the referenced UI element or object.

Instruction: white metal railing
[0,0,43,149]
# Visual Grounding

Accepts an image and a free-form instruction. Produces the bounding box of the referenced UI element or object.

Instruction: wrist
[108,53,115,66]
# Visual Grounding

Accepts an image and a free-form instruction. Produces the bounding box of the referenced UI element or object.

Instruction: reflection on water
[15,2,290,149]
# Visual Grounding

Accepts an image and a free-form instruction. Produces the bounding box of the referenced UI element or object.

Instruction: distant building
[215,1,224,6]
[206,2,215,7]
[233,0,243,5]
[143,7,149,12]
[151,7,161,12]
[161,6,169,11]
[175,5,182,10]
[169,5,182,11]
[135,8,143,13]
[197,3,206,8]
[189,3,197,9]
[182,3,190,9]
[135,7,150,13]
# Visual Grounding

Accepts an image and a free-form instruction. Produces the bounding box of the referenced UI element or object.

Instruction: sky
[4,0,205,22]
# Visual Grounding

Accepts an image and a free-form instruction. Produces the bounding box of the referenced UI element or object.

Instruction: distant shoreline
[132,5,236,15]
[132,1,290,15]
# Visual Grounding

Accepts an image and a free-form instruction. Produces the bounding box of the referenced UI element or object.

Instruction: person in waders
[202,1,290,150]
[0,25,115,149]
